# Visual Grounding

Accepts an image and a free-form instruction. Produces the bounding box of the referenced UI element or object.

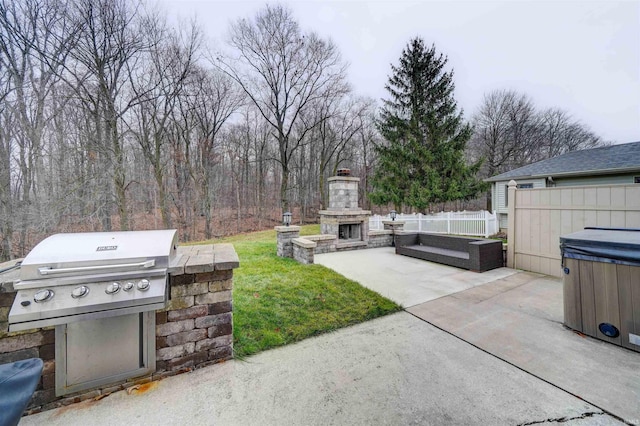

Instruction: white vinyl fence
[369,211,499,238]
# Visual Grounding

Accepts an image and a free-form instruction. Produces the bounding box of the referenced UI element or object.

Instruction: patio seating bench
[395,232,503,272]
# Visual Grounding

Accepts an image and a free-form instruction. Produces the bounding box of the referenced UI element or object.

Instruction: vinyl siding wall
[493,179,545,230]
[554,173,639,187]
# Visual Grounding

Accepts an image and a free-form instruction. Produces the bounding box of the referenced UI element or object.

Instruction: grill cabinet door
[56,312,155,396]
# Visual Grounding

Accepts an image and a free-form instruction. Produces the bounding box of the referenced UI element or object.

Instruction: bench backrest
[418,233,480,252]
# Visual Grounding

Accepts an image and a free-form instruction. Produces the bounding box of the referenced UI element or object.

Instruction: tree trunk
[280,163,289,213]
[154,167,172,228]
[110,114,129,231]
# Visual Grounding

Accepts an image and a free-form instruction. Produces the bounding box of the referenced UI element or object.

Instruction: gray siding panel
[494,179,546,218]
[555,173,639,187]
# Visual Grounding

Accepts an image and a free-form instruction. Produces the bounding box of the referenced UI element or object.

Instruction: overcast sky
[154,0,640,144]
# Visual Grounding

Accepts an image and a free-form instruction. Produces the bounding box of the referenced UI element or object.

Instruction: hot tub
[560,227,640,352]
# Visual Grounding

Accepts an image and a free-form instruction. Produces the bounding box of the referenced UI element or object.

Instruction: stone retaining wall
[292,238,316,264]
[303,234,336,254]
[368,230,393,248]
[276,226,404,264]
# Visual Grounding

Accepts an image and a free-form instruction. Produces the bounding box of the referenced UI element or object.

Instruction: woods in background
[0,0,606,260]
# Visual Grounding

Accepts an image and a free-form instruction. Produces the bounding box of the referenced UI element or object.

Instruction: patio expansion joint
[449,279,530,305]
[403,310,629,425]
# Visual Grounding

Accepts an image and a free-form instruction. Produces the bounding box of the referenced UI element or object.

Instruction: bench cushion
[404,244,469,260]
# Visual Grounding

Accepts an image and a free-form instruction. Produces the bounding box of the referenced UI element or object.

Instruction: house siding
[493,179,545,230]
[493,179,546,214]
[554,173,639,187]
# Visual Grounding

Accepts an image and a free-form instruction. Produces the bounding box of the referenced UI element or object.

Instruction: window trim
[505,182,533,207]
[505,184,509,207]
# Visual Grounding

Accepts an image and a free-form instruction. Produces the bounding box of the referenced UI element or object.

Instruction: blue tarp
[560,227,640,267]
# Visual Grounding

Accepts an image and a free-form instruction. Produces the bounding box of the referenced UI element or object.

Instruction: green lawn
[201,225,401,358]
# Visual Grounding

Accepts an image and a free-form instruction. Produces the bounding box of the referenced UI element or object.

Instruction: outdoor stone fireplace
[275,169,401,263]
[319,169,371,249]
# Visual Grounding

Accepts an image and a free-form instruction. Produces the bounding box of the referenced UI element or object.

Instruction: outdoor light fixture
[283,211,292,227]
[390,210,397,221]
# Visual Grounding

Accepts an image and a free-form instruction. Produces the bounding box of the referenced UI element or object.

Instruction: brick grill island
[0,243,238,414]
[319,173,372,250]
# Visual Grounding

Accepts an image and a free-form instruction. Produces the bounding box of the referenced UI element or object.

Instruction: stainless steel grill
[8,229,178,396]
[8,229,177,331]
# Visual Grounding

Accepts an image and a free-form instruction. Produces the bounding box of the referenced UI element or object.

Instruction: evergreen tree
[370,37,485,211]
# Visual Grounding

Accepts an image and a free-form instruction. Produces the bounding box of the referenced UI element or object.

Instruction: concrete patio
[21,248,639,425]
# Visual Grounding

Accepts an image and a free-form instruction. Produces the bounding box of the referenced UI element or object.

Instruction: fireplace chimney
[319,172,371,247]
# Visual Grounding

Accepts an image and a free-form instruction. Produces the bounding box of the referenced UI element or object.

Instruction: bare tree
[0,65,13,259]
[186,66,244,239]
[312,97,371,208]
[351,99,379,210]
[215,4,349,213]
[61,0,149,230]
[0,0,75,254]
[469,89,607,209]
[129,16,201,228]
[468,90,533,178]
[237,106,274,228]
[538,108,604,158]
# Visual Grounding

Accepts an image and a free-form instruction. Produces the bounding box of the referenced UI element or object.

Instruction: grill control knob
[34,289,54,303]
[123,282,134,292]
[137,279,150,291]
[71,285,89,299]
[105,282,121,295]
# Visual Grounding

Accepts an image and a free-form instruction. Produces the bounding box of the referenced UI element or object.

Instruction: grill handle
[38,260,155,276]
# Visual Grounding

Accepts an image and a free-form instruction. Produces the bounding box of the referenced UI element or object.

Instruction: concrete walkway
[315,247,518,307]
[317,248,640,424]
[22,249,639,425]
[23,312,620,425]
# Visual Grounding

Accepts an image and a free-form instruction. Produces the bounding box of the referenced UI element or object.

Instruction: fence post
[484,210,489,238]
[418,213,422,231]
[507,180,517,268]
[447,211,451,234]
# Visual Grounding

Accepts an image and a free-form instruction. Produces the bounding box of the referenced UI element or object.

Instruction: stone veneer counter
[0,243,239,414]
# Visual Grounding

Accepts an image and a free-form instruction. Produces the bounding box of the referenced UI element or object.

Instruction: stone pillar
[159,243,239,374]
[275,225,300,258]
[382,220,405,233]
[383,220,405,247]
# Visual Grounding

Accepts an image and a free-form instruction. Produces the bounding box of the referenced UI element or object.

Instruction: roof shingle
[485,141,640,182]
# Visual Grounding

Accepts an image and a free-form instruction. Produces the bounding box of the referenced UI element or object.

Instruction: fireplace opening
[339,223,361,241]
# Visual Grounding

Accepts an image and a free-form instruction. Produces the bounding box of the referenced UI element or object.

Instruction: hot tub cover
[560,227,640,266]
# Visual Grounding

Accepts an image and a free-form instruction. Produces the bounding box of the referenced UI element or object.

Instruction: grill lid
[9,229,178,331]
[18,230,178,284]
